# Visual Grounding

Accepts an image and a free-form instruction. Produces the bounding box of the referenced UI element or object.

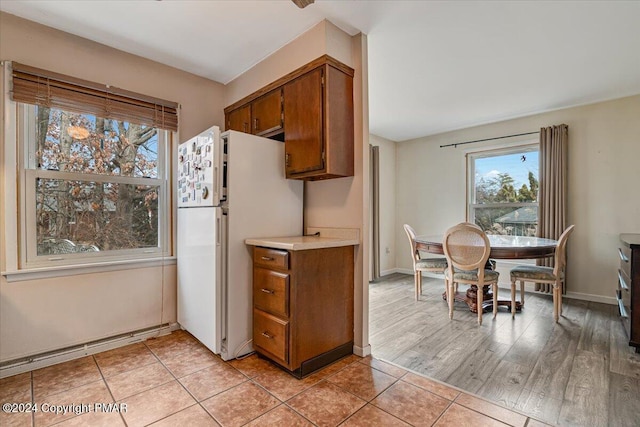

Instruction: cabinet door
[226,105,251,133]
[284,68,324,176]
[252,89,283,136]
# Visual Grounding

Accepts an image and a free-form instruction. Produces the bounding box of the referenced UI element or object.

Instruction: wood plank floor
[369,273,640,427]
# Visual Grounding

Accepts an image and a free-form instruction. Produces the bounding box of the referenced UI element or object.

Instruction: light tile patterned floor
[0,330,554,426]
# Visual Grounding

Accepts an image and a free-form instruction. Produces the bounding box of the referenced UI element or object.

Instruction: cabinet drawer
[254,268,289,317]
[618,269,631,298]
[617,290,631,337]
[619,246,632,279]
[253,309,288,363]
[254,247,289,270]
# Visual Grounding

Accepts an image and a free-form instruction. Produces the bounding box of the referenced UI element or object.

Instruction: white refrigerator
[177,126,303,360]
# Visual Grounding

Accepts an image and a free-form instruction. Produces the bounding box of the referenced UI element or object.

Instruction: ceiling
[1,1,639,142]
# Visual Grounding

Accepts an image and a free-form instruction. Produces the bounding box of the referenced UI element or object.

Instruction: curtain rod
[440,131,539,148]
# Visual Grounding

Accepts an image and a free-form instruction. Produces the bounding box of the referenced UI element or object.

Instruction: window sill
[1,257,177,283]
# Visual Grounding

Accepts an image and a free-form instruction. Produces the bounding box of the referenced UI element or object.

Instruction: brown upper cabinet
[226,89,283,138]
[251,89,284,136]
[224,55,354,181]
[226,104,251,134]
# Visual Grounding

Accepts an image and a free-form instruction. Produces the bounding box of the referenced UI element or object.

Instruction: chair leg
[477,287,483,325]
[558,281,563,316]
[418,273,423,299]
[520,280,525,306]
[448,280,455,320]
[414,272,420,301]
[553,286,559,322]
[444,278,449,304]
[492,283,498,319]
[511,279,516,319]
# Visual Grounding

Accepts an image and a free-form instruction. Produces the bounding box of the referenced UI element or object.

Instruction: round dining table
[414,234,558,313]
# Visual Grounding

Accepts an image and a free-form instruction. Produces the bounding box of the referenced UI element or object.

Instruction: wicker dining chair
[443,223,499,325]
[509,225,575,322]
[403,224,448,300]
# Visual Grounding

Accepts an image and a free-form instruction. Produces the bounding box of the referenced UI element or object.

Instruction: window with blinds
[7,62,177,268]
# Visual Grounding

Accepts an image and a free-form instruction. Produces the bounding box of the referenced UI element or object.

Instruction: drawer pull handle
[618,270,629,290]
[261,256,274,261]
[618,248,629,262]
[617,298,628,319]
[261,331,273,339]
[260,288,275,294]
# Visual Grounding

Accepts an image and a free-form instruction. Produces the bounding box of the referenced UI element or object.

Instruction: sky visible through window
[475,151,539,188]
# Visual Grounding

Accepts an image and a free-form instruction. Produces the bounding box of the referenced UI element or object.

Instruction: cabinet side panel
[291,246,354,367]
[631,245,640,348]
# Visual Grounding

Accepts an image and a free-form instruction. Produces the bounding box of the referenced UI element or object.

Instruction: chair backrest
[443,223,491,279]
[403,224,420,268]
[553,224,575,277]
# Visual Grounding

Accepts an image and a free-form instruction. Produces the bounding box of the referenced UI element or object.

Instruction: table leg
[441,285,522,313]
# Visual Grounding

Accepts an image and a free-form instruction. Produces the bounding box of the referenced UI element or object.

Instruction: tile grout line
[246,356,362,425]
[141,338,226,426]
[30,370,35,427]
[91,354,128,427]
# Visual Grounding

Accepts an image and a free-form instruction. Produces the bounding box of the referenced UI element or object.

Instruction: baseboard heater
[0,323,179,379]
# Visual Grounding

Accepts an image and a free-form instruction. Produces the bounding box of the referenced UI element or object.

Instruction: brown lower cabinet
[251,245,354,377]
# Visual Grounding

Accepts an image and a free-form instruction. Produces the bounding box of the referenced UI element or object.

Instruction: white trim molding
[353,344,371,357]
[0,323,180,379]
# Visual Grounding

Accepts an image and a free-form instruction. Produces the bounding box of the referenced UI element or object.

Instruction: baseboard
[353,344,371,357]
[565,291,617,305]
[0,323,179,379]
[378,269,617,305]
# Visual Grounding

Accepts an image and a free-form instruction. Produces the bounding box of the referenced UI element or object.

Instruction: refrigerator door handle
[213,165,219,203]
[213,128,224,205]
[216,216,221,246]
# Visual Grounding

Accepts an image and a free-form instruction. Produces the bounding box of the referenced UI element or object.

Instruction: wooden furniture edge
[224,54,355,114]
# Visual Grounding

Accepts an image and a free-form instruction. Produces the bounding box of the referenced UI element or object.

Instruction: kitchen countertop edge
[245,236,359,251]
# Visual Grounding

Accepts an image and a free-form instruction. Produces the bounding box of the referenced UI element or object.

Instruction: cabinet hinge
[321,75,325,86]
[322,151,325,161]
[285,153,290,167]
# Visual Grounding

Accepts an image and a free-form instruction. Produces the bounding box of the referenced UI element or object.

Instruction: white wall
[369,134,397,276]
[0,12,226,362]
[395,95,640,302]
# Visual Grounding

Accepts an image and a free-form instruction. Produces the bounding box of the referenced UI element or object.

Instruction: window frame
[1,63,174,278]
[467,143,540,235]
[17,104,171,269]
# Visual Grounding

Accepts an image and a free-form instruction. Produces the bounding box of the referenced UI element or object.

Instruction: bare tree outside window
[31,106,163,256]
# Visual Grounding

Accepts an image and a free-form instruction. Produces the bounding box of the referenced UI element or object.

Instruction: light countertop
[245,235,359,251]
[246,227,360,251]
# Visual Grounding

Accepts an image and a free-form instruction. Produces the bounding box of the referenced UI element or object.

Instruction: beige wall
[225,20,370,354]
[396,95,640,302]
[369,134,397,276]
[0,14,370,361]
[0,12,225,361]
[225,20,354,106]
